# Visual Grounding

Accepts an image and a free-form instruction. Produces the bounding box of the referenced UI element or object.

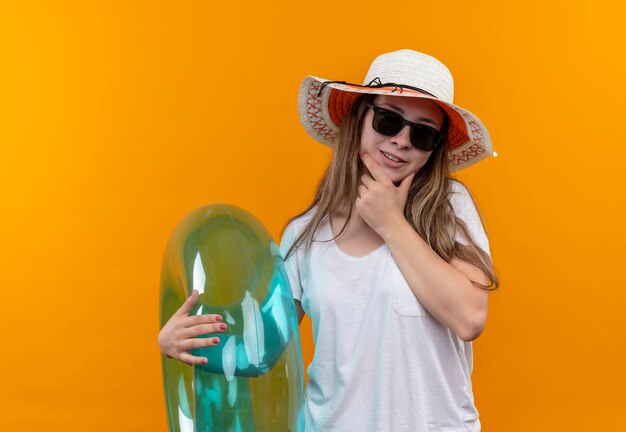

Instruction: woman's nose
[391,125,412,149]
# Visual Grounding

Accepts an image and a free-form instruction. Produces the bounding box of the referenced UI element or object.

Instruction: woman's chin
[379,167,402,183]
[377,163,419,186]
[394,170,420,187]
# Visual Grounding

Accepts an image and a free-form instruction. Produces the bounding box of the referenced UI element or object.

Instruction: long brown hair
[283,94,499,290]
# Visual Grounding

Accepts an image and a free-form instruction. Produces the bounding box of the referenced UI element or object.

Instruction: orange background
[1,1,624,430]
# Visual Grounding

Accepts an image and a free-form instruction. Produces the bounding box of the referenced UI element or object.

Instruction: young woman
[159,49,499,431]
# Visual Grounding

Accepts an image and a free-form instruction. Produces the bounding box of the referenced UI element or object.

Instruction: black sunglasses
[366,104,447,152]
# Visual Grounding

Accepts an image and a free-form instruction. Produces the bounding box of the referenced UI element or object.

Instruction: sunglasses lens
[410,125,438,152]
[372,109,403,136]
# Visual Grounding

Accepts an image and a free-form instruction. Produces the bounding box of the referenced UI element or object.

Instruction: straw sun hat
[297,49,497,171]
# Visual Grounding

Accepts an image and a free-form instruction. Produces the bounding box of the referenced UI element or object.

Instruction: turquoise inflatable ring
[160,203,305,431]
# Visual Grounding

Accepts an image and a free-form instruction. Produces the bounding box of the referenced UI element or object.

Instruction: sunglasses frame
[366,103,447,152]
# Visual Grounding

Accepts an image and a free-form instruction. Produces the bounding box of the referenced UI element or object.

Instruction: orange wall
[1,1,624,430]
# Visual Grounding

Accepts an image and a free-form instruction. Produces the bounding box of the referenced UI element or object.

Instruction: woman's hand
[356,153,414,238]
[157,290,227,366]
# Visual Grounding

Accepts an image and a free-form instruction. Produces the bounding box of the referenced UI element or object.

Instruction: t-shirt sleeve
[279,220,304,301]
[448,181,491,258]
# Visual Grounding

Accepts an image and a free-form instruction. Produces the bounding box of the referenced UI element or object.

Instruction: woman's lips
[379,150,405,168]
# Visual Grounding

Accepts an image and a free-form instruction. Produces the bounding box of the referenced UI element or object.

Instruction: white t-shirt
[279,180,490,432]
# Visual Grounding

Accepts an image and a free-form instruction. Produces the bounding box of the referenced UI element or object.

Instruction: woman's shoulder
[446,179,491,255]
[447,179,476,214]
[281,206,319,244]
[448,178,469,195]
[286,206,317,232]
[446,178,486,232]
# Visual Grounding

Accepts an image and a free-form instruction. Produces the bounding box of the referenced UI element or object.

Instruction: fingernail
[215,315,222,322]
[213,337,220,344]
[220,324,227,330]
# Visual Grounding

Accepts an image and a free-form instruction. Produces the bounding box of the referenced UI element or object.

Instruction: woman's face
[359,94,445,185]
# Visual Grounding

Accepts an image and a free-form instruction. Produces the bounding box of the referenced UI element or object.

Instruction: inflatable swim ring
[160,203,305,431]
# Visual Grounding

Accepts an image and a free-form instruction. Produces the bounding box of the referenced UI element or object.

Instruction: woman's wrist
[378,214,412,242]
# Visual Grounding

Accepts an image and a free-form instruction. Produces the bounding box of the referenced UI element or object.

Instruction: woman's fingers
[183,323,227,338]
[361,173,374,188]
[183,336,221,351]
[183,313,223,327]
[175,290,200,317]
[178,337,220,365]
[160,292,227,366]
[178,352,208,366]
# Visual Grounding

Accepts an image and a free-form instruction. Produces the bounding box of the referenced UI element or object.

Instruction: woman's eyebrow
[380,103,439,127]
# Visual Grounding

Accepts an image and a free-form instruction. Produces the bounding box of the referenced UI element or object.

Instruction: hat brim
[297,76,495,172]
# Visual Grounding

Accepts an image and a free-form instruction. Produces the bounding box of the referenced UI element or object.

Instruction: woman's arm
[383,221,489,341]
